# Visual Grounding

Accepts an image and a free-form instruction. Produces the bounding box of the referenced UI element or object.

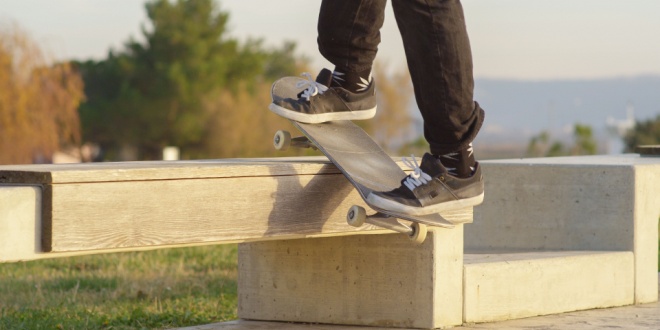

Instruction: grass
[0,245,238,329]
[1,230,658,329]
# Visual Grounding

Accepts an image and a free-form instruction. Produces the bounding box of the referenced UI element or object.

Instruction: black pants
[318,0,484,155]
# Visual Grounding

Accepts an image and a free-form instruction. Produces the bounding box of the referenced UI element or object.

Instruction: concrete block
[238,226,464,329]
[467,155,659,303]
[0,185,42,262]
[463,251,634,323]
[633,163,660,303]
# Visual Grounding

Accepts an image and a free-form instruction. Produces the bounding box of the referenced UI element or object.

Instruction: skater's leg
[391,0,484,172]
[318,0,387,92]
[367,0,485,215]
[269,0,386,123]
[317,0,386,72]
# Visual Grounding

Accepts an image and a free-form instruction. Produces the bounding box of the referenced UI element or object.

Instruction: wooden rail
[0,157,471,260]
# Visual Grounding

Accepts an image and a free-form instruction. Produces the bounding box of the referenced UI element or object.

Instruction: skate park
[1,153,658,329]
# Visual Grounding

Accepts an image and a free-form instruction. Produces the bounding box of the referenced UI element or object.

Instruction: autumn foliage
[0,24,84,164]
[1,0,417,163]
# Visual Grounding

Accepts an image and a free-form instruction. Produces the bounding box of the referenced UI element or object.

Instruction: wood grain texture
[0,157,432,184]
[47,174,470,251]
[48,174,365,251]
[0,157,337,184]
[1,158,472,252]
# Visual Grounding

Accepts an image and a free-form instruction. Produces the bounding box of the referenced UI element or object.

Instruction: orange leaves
[0,23,84,164]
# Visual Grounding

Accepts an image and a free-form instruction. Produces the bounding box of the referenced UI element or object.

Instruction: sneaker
[269,69,377,124]
[367,153,484,216]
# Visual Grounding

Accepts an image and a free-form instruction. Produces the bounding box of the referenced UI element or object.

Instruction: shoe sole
[366,192,485,216]
[269,103,376,124]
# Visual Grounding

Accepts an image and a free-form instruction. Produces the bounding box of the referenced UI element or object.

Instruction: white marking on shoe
[441,153,458,161]
[356,77,370,92]
[269,103,377,124]
[367,191,484,216]
[332,71,345,84]
[402,155,432,191]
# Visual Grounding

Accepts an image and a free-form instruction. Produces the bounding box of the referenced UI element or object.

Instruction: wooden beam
[0,157,472,254]
[0,158,343,184]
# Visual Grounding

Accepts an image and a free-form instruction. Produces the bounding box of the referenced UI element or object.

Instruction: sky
[1,0,660,80]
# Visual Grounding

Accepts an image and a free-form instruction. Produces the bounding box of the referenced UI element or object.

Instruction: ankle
[433,143,476,178]
[331,66,372,93]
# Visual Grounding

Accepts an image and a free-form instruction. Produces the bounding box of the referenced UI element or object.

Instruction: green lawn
[0,245,237,329]
[1,232,659,329]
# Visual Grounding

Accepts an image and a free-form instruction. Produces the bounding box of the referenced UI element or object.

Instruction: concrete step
[463,250,634,324]
[185,250,640,329]
[182,275,660,329]
[238,228,635,328]
[467,155,659,305]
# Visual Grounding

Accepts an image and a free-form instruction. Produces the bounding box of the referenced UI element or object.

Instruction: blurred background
[1,2,659,328]
[1,0,659,164]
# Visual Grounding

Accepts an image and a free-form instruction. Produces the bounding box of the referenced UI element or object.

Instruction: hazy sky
[1,0,659,80]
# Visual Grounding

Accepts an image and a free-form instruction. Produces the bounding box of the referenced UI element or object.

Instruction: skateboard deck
[271,76,454,231]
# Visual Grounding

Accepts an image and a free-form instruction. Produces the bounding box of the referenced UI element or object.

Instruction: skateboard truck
[274,130,317,151]
[346,205,428,244]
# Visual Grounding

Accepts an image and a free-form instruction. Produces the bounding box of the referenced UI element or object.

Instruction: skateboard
[270,76,455,244]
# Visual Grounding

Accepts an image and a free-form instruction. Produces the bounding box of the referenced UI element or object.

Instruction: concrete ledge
[182,274,659,329]
[0,186,42,262]
[467,154,659,304]
[238,227,464,329]
[463,251,634,323]
[2,155,656,328]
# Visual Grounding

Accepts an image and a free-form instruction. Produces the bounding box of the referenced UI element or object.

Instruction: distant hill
[473,75,660,139]
[405,75,660,157]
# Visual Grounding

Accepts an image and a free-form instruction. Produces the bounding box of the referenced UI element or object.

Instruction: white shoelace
[296,72,328,101]
[402,155,432,191]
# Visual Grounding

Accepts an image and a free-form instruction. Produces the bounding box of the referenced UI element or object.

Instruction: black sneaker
[269,69,377,124]
[367,153,484,216]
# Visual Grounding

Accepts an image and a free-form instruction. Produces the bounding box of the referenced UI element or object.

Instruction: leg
[367,0,485,215]
[391,0,484,156]
[317,0,387,74]
[268,0,384,123]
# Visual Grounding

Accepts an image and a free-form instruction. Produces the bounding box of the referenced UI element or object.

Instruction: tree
[571,123,597,155]
[78,0,303,160]
[526,131,551,157]
[525,123,597,158]
[0,24,84,164]
[623,115,660,152]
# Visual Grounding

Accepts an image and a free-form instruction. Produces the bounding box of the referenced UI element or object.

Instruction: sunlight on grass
[0,245,238,329]
[1,227,658,328]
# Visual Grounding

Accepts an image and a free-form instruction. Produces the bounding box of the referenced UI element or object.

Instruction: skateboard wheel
[409,223,427,244]
[274,130,291,151]
[346,205,366,227]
